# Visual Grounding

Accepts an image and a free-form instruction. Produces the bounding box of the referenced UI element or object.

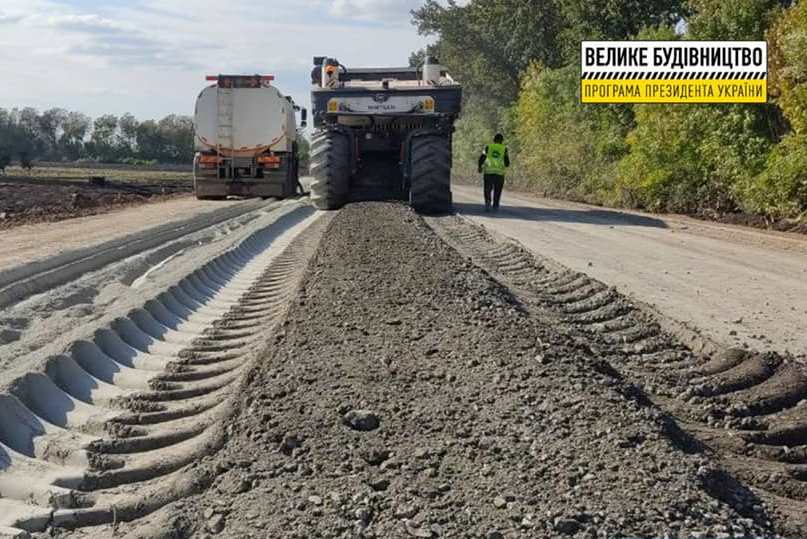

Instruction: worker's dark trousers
[483,174,505,209]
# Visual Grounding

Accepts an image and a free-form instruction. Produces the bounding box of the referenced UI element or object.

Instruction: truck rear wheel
[409,135,452,213]
[310,130,350,210]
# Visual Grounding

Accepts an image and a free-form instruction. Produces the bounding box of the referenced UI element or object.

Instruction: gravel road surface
[453,185,807,355]
[94,203,786,539]
[2,196,804,538]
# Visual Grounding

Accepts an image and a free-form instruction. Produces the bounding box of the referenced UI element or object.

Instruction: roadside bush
[618,105,771,212]
[514,63,630,204]
[19,152,34,170]
[615,11,776,214]
[617,105,697,211]
[120,157,158,167]
[729,2,807,220]
[767,1,807,134]
[739,134,807,218]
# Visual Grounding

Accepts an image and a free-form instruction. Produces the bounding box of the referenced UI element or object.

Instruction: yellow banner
[581,79,767,104]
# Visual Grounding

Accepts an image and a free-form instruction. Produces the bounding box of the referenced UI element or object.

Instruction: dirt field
[0,165,192,229]
[0,197,249,273]
[1,164,191,182]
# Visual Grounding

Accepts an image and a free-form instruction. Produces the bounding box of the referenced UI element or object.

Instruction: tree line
[413,0,806,220]
[0,108,194,166]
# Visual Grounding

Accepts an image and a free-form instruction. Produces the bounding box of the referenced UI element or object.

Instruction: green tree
[135,120,165,162]
[117,113,140,156]
[59,111,91,160]
[16,107,46,159]
[90,114,119,162]
[767,0,807,133]
[38,108,67,159]
[0,109,24,163]
[7,109,31,161]
[412,0,565,103]
[557,0,684,60]
[0,107,193,164]
[737,1,807,219]
[687,0,780,40]
[156,115,194,163]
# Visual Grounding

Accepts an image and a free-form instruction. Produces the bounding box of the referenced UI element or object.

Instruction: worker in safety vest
[477,133,510,212]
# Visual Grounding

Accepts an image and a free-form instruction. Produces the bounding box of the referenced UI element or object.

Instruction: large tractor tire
[409,135,452,214]
[309,130,350,210]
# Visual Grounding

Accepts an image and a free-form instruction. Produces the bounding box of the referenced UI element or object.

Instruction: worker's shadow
[453,202,667,229]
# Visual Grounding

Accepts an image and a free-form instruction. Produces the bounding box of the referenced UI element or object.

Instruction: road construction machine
[193,74,307,199]
[309,56,462,212]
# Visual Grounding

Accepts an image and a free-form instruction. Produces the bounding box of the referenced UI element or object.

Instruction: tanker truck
[193,74,307,199]
[309,56,462,213]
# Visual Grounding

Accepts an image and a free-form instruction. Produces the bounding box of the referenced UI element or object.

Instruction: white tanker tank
[193,74,307,200]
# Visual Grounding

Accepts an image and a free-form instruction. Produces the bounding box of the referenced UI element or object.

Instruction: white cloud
[47,13,133,33]
[0,0,433,121]
[309,0,422,23]
[44,12,200,68]
[0,10,25,24]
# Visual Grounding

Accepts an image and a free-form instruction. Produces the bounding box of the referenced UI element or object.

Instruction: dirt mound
[0,177,191,229]
[109,202,773,538]
[693,209,807,235]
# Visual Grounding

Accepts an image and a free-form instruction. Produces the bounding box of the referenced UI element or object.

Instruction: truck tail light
[257,155,282,168]
[199,154,219,168]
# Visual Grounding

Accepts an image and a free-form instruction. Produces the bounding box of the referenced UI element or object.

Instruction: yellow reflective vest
[483,143,507,176]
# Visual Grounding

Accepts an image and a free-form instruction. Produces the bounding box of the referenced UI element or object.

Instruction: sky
[0,0,437,121]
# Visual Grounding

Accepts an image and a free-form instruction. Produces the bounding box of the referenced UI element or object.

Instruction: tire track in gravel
[0,207,332,536]
[427,213,807,537]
